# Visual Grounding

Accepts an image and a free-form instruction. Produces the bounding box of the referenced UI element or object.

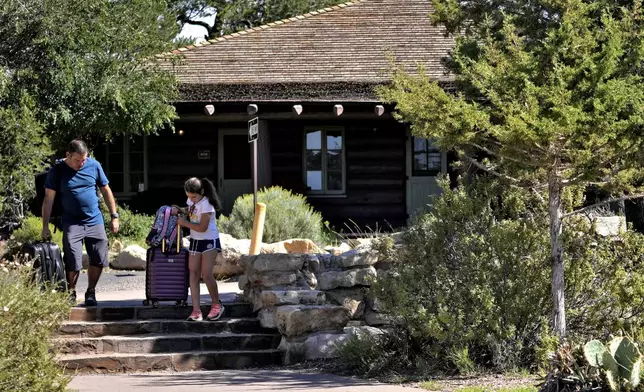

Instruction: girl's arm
[179,212,212,233]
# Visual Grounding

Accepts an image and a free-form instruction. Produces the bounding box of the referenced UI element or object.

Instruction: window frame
[100,135,148,198]
[302,126,347,196]
[411,137,442,177]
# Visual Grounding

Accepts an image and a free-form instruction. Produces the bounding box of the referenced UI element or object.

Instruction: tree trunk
[549,173,566,338]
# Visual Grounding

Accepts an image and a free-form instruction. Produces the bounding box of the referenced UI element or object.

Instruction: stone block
[317,266,377,290]
[275,305,350,337]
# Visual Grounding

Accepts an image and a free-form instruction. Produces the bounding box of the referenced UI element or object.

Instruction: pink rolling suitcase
[143,224,189,307]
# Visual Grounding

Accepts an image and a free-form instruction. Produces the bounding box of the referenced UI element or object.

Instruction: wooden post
[249,203,266,255]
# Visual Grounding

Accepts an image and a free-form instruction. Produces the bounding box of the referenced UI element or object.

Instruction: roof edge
[158,0,367,57]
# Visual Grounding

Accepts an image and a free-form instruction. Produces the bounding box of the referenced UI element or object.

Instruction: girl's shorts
[188,238,222,254]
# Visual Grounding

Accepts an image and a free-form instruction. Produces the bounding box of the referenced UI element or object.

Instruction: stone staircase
[57,302,284,373]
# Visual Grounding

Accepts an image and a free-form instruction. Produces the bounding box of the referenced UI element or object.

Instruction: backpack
[145,205,180,248]
[34,161,64,230]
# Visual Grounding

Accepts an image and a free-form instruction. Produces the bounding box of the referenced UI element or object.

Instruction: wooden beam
[203,104,215,115]
[333,104,344,116]
[178,112,394,122]
[247,104,258,115]
[374,105,385,116]
[292,105,303,115]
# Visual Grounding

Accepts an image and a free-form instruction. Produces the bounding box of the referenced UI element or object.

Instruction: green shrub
[101,202,153,244]
[218,186,324,243]
[371,177,644,374]
[337,331,412,377]
[6,216,63,257]
[0,266,71,391]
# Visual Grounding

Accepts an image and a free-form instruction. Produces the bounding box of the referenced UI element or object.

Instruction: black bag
[34,161,64,230]
[22,242,67,292]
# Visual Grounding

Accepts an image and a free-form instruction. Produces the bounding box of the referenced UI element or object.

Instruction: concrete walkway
[69,370,415,391]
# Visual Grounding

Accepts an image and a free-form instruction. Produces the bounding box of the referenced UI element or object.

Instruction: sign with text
[198,150,211,160]
[248,117,259,143]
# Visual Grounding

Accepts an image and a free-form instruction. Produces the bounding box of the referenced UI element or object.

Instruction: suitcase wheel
[176,300,188,307]
[143,300,150,306]
[152,301,160,308]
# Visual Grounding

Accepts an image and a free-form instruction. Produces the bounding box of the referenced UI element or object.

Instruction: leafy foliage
[0,87,51,231]
[5,216,63,258]
[101,204,154,243]
[171,0,345,40]
[218,186,325,243]
[0,266,71,391]
[380,0,644,337]
[368,178,644,374]
[0,0,179,148]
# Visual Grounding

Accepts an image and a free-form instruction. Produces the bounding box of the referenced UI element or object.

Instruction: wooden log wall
[270,119,408,231]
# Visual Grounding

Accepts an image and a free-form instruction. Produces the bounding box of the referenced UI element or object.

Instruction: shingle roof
[162,0,453,89]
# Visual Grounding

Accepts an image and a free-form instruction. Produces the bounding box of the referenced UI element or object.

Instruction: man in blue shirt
[41,139,120,306]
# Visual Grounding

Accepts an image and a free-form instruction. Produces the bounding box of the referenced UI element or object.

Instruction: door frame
[405,130,448,218]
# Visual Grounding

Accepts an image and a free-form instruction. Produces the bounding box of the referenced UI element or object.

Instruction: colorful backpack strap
[159,206,172,240]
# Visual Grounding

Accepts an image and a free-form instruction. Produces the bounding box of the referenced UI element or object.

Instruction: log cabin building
[94,0,455,230]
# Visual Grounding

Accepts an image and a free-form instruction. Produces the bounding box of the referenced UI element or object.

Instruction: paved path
[73,270,241,305]
[69,370,415,392]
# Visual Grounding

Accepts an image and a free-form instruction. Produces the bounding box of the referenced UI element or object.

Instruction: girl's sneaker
[187,309,203,321]
[206,303,225,321]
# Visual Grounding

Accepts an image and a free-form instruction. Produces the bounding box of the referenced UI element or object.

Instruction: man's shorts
[62,223,109,272]
[188,238,222,254]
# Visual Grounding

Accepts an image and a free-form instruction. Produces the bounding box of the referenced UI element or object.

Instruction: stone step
[56,332,281,355]
[69,303,253,322]
[59,349,285,373]
[58,318,274,338]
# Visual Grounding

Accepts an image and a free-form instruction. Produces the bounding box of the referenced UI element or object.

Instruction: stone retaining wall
[238,242,393,364]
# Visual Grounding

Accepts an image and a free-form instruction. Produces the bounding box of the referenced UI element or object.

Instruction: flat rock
[325,288,366,320]
[317,267,377,290]
[110,245,147,271]
[241,254,305,272]
[275,305,350,337]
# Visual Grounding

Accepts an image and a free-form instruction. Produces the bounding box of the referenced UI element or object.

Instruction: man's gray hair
[68,139,88,155]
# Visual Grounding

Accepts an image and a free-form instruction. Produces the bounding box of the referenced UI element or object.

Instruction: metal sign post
[248,117,259,206]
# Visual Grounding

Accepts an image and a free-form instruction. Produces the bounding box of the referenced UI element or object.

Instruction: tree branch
[461,153,520,183]
[470,142,543,167]
[563,194,644,218]
[177,15,214,37]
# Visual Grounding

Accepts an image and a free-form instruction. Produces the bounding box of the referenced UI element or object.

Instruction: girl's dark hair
[184,177,222,211]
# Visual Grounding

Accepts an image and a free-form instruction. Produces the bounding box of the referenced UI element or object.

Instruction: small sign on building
[198,150,211,160]
[248,117,259,143]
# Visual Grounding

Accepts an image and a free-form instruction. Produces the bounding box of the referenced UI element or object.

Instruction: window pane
[327,131,343,150]
[306,150,322,170]
[108,152,124,172]
[130,173,144,193]
[110,136,124,153]
[306,131,322,150]
[327,171,343,191]
[413,153,428,171]
[130,152,144,172]
[109,173,124,193]
[413,137,427,153]
[327,150,342,171]
[129,136,144,153]
[428,152,442,170]
[307,171,322,191]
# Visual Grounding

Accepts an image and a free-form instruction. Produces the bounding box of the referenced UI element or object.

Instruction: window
[95,135,148,196]
[412,137,441,176]
[304,127,345,195]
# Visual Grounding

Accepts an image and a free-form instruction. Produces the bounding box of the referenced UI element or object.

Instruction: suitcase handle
[161,223,181,254]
